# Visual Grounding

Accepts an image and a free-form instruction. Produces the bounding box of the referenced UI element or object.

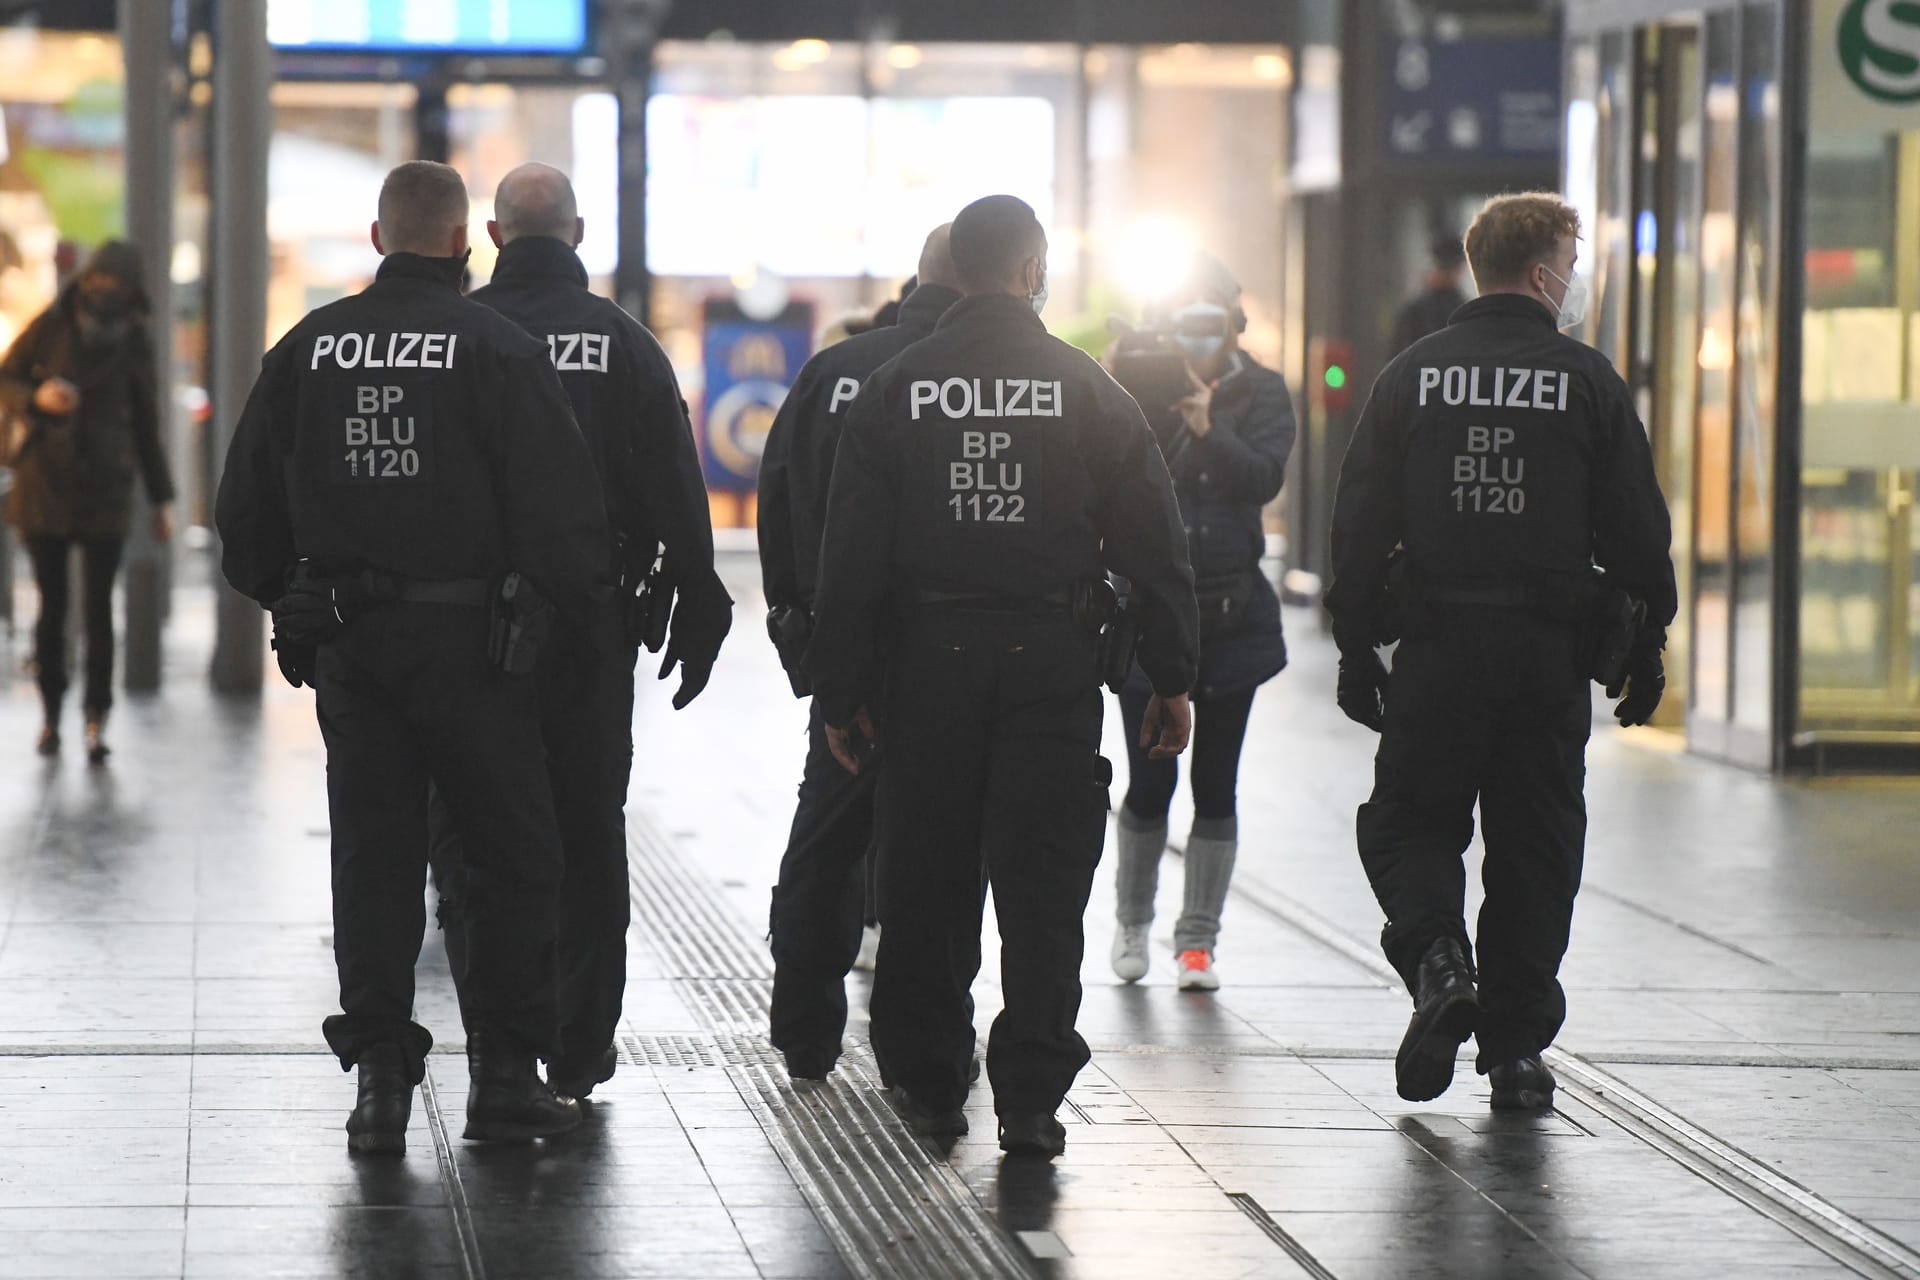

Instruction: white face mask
[1541,265,1589,332]
[1029,270,1049,317]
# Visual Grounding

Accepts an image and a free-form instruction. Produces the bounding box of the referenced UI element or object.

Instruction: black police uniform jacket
[0,286,175,539]
[215,252,606,620]
[758,283,960,613]
[1325,293,1676,646]
[806,292,1202,726]
[470,235,723,607]
[1140,350,1295,700]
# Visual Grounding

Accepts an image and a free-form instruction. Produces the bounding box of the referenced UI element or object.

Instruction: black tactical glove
[658,580,734,710]
[1336,648,1391,732]
[269,586,344,649]
[1607,628,1667,728]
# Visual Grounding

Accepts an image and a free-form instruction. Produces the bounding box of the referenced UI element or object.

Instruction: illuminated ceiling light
[1113,216,1196,302]
[887,44,922,70]
[1084,49,1108,76]
[791,38,830,62]
[77,35,105,59]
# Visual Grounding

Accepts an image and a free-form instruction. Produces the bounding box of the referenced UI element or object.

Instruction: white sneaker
[852,924,881,972]
[1111,925,1150,983]
[1176,949,1220,991]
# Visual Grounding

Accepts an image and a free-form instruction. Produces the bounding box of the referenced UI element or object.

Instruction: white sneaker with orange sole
[1176,949,1220,991]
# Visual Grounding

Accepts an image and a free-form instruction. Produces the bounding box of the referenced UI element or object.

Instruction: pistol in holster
[619,541,673,653]
[1072,578,1139,695]
[765,604,815,698]
[488,572,555,676]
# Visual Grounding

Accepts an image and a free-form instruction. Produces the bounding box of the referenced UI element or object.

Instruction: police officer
[216,161,606,1152]
[426,163,733,1103]
[1326,192,1675,1110]
[756,223,962,1082]
[808,194,1200,1159]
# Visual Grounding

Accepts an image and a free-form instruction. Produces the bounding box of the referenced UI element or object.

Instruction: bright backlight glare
[1114,216,1196,302]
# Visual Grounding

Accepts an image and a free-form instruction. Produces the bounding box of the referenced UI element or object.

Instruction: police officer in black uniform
[756,223,962,1081]
[1326,192,1675,1110]
[808,194,1200,1159]
[216,161,606,1152]
[426,163,732,1103]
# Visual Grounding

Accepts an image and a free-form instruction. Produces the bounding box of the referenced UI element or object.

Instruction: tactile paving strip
[626,812,1040,1280]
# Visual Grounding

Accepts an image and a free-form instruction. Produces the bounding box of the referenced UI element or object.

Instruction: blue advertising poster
[1383,35,1561,164]
[700,300,814,494]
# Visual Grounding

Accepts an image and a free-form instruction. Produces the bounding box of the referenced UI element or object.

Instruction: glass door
[1629,23,1703,728]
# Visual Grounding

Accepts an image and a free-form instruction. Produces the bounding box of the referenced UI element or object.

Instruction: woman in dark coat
[1112,254,1296,991]
[0,241,175,760]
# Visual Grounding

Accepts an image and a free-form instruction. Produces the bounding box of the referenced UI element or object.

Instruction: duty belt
[393,577,492,608]
[912,586,1073,614]
[1423,583,1536,611]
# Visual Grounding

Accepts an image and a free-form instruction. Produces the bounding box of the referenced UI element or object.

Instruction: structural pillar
[607,0,670,328]
[119,0,178,692]
[207,0,270,694]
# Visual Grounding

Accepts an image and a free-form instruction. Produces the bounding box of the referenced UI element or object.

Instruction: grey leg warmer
[1114,810,1168,927]
[1174,816,1239,952]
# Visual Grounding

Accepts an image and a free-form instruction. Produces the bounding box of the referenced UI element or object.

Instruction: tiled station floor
[1,550,1918,1278]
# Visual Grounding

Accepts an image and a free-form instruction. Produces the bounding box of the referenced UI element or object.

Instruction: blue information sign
[268,0,588,53]
[1383,35,1562,164]
[700,300,815,495]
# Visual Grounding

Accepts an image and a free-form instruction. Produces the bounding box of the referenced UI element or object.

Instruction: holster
[618,540,672,653]
[1072,578,1138,695]
[766,605,814,698]
[271,637,317,689]
[487,572,554,676]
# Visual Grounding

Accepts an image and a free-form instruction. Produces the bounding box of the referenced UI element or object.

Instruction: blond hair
[1464,193,1581,290]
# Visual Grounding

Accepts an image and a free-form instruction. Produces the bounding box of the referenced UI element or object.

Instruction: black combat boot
[1488,1055,1557,1110]
[346,1041,412,1156]
[548,1045,619,1101]
[1396,936,1480,1102]
[464,1029,583,1142]
[997,1113,1067,1160]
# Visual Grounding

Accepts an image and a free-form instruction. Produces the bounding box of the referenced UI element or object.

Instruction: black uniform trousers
[1356,609,1591,1071]
[767,700,876,1066]
[315,603,566,1082]
[869,608,1108,1117]
[432,614,638,1078]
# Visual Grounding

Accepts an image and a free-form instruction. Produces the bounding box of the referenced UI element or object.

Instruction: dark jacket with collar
[1140,349,1296,699]
[0,286,175,539]
[470,236,721,611]
[1326,292,1676,648]
[806,292,1200,725]
[215,252,607,622]
[757,283,960,613]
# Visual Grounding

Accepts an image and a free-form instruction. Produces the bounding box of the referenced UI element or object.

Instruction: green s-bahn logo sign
[1840,0,1920,102]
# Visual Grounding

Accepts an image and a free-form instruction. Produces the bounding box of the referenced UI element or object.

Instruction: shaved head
[375,161,469,257]
[951,195,1046,297]
[493,163,581,246]
[916,223,959,291]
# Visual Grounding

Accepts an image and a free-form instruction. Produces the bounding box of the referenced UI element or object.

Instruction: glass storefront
[1798,0,1920,741]
[1568,0,1920,767]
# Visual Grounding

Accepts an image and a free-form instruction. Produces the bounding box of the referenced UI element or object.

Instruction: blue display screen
[268,0,588,53]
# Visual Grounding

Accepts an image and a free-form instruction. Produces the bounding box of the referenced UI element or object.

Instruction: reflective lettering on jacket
[310,332,458,371]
